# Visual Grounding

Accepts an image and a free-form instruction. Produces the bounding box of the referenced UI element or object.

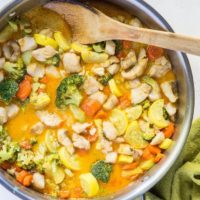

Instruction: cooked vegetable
[17,149,36,170]
[22,51,32,65]
[125,105,143,121]
[80,173,99,197]
[0,79,19,103]
[108,79,122,97]
[159,138,173,149]
[69,104,85,122]
[148,99,169,128]
[3,58,26,82]
[0,23,18,43]
[54,31,70,51]
[34,34,58,48]
[113,40,122,54]
[45,130,59,153]
[140,159,155,171]
[82,51,109,64]
[92,42,105,53]
[56,74,84,108]
[17,77,32,101]
[59,147,80,171]
[91,160,112,183]
[109,109,128,136]
[0,140,20,164]
[164,122,175,138]
[147,45,164,61]
[99,73,113,86]
[124,121,148,148]
[45,54,60,67]
[81,98,101,117]
[118,155,134,164]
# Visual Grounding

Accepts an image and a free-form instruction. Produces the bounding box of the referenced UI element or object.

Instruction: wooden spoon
[45,0,200,56]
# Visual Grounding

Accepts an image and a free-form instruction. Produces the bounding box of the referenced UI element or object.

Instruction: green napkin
[145,118,200,200]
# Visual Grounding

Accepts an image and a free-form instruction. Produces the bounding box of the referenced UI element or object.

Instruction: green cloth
[145,118,200,200]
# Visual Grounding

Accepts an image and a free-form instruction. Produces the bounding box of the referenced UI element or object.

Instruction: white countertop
[0,0,199,199]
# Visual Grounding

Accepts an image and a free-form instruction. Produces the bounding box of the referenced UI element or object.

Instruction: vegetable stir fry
[0,4,178,199]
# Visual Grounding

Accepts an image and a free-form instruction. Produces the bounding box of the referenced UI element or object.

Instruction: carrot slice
[16,170,29,184]
[119,93,131,109]
[17,79,32,101]
[142,148,154,160]
[147,145,161,155]
[24,75,33,82]
[123,40,132,49]
[164,122,175,138]
[147,45,164,61]
[23,174,33,187]
[154,153,165,163]
[103,86,111,96]
[59,190,70,199]
[129,173,141,181]
[95,109,108,119]
[122,162,139,170]
[39,75,49,84]
[81,98,102,117]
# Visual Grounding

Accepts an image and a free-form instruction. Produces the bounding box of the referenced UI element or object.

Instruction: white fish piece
[103,94,119,110]
[18,36,37,52]
[92,67,105,76]
[72,122,92,134]
[103,121,118,140]
[89,91,107,104]
[161,81,178,103]
[121,51,137,70]
[31,122,45,135]
[148,56,171,78]
[62,52,82,73]
[27,63,45,78]
[165,103,177,116]
[6,104,19,119]
[57,129,74,154]
[96,137,113,154]
[32,173,45,190]
[121,58,148,80]
[72,133,90,150]
[107,63,120,75]
[45,65,60,78]
[105,40,116,56]
[32,46,57,62]
[83,76,101,95]
[0,107,7,124]
[150,131,165,145]
[131,83,151,104]
[105,152,118,163]
[36,110,62,128]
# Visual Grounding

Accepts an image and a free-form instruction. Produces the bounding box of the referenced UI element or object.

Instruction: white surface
[0,0,200,199]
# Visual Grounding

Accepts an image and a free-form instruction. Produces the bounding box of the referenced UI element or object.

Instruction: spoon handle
[112,23,200,56]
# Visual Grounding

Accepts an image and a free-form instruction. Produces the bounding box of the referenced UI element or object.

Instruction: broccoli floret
[91,160,112,183]
[0,140,20,164]
[0,79,19,104]
[56,74,84,108]
[113,40,122,54]
[163,107,170,120]
[99,73,113,86]
[3,58,26,82]
[46,54,60,67]
[17,149,36,170]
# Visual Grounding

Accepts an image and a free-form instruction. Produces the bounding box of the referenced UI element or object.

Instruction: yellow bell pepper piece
[80,173,99,197]
[34,34,58,49]
[140,160,155,171]
[71,42,91,53]
[118,155,134,164]
[54,31,70,51]
[108,79,122,97]
[159,138,173,149]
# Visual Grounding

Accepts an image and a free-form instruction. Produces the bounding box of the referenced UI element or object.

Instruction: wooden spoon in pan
[45,0,200,56]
